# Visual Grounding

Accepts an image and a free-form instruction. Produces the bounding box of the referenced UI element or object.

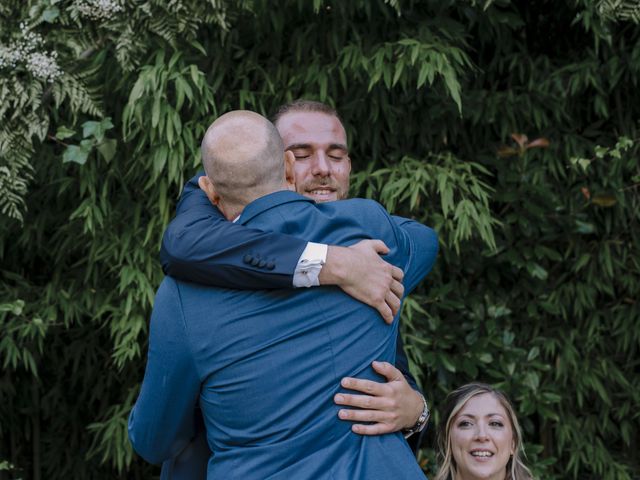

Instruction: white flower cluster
[75,0,123,20]
[25,51,62,82]
[0,23,62,82]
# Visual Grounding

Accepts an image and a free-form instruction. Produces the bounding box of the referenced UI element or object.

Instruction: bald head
[200,111,289,217]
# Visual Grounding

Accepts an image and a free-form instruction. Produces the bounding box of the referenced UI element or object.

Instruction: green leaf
[190,40,207,56]
[503,331,515,346]
[42,6,60,22]
[527,262,548,280]
[97,139,117,163]
[594,145,608,159]
[0,299,24,315]
[152,97,161,128]
[82,118,112,142]
[523,371,540,390]
[478,353,493,363]
[82,121,103,140]
[56,126,76,140]
[62,144,90,165]
[575,220,596,234]
[574,253,591,272]
[439,353,457,373]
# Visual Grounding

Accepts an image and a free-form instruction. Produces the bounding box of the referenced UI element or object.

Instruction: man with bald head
[129,111,436,479]
[196,111,294,220]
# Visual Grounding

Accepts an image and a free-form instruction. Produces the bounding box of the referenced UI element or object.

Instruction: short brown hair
[271,99,342,127]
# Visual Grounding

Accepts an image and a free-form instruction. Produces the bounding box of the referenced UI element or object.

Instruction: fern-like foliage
[597,0,640,22]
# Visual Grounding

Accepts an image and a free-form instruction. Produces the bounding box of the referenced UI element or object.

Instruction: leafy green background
[1,1,638,479]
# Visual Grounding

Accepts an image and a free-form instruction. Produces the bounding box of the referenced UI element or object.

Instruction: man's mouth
[308,188,336,196]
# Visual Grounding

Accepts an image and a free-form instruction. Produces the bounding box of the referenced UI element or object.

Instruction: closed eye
[328,148,348,160]
[290,148,312,160]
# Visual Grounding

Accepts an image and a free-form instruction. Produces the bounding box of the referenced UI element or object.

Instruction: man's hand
[319,240,404,324]
[334,361,423,435]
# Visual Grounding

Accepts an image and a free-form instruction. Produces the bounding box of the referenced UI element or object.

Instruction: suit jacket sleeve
[391,213,438,451]
[392,214,439,294]
[160,173,307,289]
[390,214,438,391]
[128,278,201,465]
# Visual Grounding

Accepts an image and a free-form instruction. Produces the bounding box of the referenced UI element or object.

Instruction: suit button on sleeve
[243,254,253,264]
[266,261,275,270]
[250,257,260,266]
[258,260,267,268]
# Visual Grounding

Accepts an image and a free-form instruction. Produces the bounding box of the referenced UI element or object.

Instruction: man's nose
[311,152,330,177]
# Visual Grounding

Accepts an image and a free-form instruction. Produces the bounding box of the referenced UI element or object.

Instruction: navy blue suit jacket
[160,173,422,392]
[131,191,437,479]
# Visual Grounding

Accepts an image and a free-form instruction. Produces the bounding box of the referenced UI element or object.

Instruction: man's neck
[221,182,295,221]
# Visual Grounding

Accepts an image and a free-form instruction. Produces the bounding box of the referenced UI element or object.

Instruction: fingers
[385,290,401,319]
[371,361,404,382]
[340,377,387,396]
[376,301,394,324]
[337,404,397,435]
[335,392,389,410]
[391,265,404,282]
[338,409,398,431]
[390,277,404,299]
[367,239,390,255]
[351,423,395,435]
[335,367,414,435]
[338,408,388,423]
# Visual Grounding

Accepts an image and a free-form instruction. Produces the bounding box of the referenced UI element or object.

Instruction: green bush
[1,1,638,479]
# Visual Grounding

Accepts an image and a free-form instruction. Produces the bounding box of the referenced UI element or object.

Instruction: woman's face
[450,393,515,480]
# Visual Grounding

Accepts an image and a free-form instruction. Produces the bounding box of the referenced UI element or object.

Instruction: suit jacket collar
[238,190,315,225]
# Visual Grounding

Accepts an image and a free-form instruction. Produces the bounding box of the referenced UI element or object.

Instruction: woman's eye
[489,421,504,428]
[457,420,472,428]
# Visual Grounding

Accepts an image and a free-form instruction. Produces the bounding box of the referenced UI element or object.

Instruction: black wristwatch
[403,394,430,438]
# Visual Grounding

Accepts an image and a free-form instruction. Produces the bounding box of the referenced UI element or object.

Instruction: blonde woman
[435,383,533,480]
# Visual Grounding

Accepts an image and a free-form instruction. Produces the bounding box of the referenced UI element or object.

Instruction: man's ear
[284,151,296,190]
[198,175,220,206]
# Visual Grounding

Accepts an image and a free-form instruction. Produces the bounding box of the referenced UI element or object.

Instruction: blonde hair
[434,383,533,480]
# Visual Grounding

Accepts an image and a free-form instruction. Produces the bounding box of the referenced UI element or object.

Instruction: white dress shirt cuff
[293,242,328,288]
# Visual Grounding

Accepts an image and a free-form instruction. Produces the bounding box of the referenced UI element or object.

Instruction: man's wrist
[318,246,349,286]
[402,393,430,439]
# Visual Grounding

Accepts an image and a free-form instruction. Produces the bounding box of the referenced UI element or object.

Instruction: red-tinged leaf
[581,187,591,199]
[511,133,528,147]
[591,195,617,207]
[527,137,550,149]
[497,146,519,157]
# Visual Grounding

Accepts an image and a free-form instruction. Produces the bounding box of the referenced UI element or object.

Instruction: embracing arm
[391,214,438,293]
[128,279,201,465]
[160,173,306,289]
[335,214,438,446]
[161,174,404,321]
